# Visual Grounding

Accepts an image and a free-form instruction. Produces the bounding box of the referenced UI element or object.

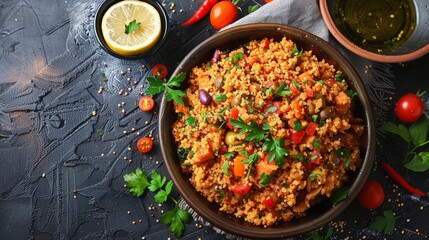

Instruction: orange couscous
[172,37,364,226]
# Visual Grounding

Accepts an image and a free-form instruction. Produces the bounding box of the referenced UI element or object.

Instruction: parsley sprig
[124,19,141,34]
[124,168,190,237]
[369,210,400,234]
[381,115,429,172]
[230,118,288,167]
[146,73,187,105]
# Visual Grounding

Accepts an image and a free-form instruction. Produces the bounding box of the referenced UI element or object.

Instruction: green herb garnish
[291,46,303,57]
[274,83,292,97]
[248,4,260,13]
[232,52,244,63]
[124,19,141,34]
[259,173,274,187]
[222,161,230,176]
[185,115,196,127]
[146,73,186,105]
[335,71,344,82]
[369,210,400,234]
[293,120,303,131]
[330,186,349,206]
[214,93,228,103]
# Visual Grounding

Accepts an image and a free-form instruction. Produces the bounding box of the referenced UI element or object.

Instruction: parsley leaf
[263,138,288,167]
[330,186,349,206]
[312,114,318,122]
[162,203,190,237]
[241,153,260,178]
[148,171,166,192]
[222,161,230,176]
[291,154,304,161]
[214,93,228,103]
[123,168,150,197]
[293,79,301,90]
[154,180,173,203]
[259,173,274,187]
[178,147,189,161]
[369,210,400,234]
[404,152,429,172]
[145,73,186,105]
[409,115,429,146]
[248,4,260,13]
[291,46,303,57]
[124,19,141,34]
[307,227,334,240]
[230,118,270,142]
[293,120,303,131]
[266,106,278,113]
[335,147,351,158]
[380,122,411,143]
[314,138,321,150]
[274,83,292,97]
[335,71,344,82]
[232,52,244,63]
[309,173,318,181]
[185,115,196,127]
[347,90,357,101]
[225,152,235,159]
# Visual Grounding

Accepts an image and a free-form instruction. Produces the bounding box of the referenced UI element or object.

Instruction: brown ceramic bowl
[319,0,429,63]
[159,23,375,238]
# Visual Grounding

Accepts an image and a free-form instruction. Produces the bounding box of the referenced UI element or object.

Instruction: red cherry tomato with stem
[210,1,238,30]
[356,179,384,209]
[151,63,168,79]
[137,137,153,153]
[139,96,155,112]
[395,93,424,123]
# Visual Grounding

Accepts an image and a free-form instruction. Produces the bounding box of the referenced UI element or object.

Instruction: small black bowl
[94,0,169,60]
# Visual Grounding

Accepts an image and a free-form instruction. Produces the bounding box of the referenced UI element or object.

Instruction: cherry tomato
[137,137,153,153]
[305,122,318,136]
[210,1,238,30]
[264,0,272,3]
[357,179,385,209]
[290,129,305,144]
[395,93,424,123]
[151,63,168,79]
[262,196,276,209]
[232,183,251,196]
[139,96,155,112]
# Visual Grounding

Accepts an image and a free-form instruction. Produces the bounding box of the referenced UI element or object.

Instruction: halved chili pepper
[381,162,425,197]
[182,0,218,26]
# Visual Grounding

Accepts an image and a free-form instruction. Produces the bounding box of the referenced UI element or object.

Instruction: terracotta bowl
[159,23,375,238]
[94,0,168,60]
[319,0,429,63]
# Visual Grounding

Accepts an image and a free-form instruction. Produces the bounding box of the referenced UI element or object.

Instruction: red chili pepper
[381,162,425,197]
[182,0,218,26]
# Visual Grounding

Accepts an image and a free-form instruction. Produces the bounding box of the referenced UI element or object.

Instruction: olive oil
[332,0,416,54]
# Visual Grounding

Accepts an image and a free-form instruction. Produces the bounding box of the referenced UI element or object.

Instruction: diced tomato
[245,145,255,154]
[262,196,277,209]
[218,145,227,155]
[304,162,314,170]
[305,88,314,98]
[233,155,246,178]
[291,101,302,119]
[325,79,335,87]
[232,183,251,196]
[310,150,321,164]
[226,108,239,129]
[290,82,299,96]
[305,122,318,136]
[290,129,305,144]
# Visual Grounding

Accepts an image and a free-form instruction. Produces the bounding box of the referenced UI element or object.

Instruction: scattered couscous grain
[172,37,364,226]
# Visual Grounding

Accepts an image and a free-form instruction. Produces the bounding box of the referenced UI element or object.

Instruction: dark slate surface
[0,0,428,239]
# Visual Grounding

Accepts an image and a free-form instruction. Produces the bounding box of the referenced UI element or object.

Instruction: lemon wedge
[101,1,162,56]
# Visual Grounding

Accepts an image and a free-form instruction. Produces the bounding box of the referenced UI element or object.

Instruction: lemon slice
[101,1,162,56]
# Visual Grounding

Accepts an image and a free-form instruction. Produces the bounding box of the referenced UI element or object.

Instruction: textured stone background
[0,0,428,239]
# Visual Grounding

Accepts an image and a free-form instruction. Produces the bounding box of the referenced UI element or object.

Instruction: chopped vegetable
[182,0,218,26]
[233,155,246,177]
[262,195,276,209]
[232,183,251,196]
[137,137,153,153]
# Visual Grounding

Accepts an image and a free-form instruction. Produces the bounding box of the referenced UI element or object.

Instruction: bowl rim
[159,23,375,238]
[93,0,169,60]
[319,0,429,63]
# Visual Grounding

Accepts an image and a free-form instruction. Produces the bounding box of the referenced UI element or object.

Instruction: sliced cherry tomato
[305,122,318,136]
[226,107,239,129]
[357,179,385,209]
[210,1,238,30]
[395,93,424,123]
[290,129,305,144]
[262,196,276,209]
[137,137,153,153]
[139,96,155,112]
[151,63,168,79]
[325,79,334,87]
[232,183,250,196]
